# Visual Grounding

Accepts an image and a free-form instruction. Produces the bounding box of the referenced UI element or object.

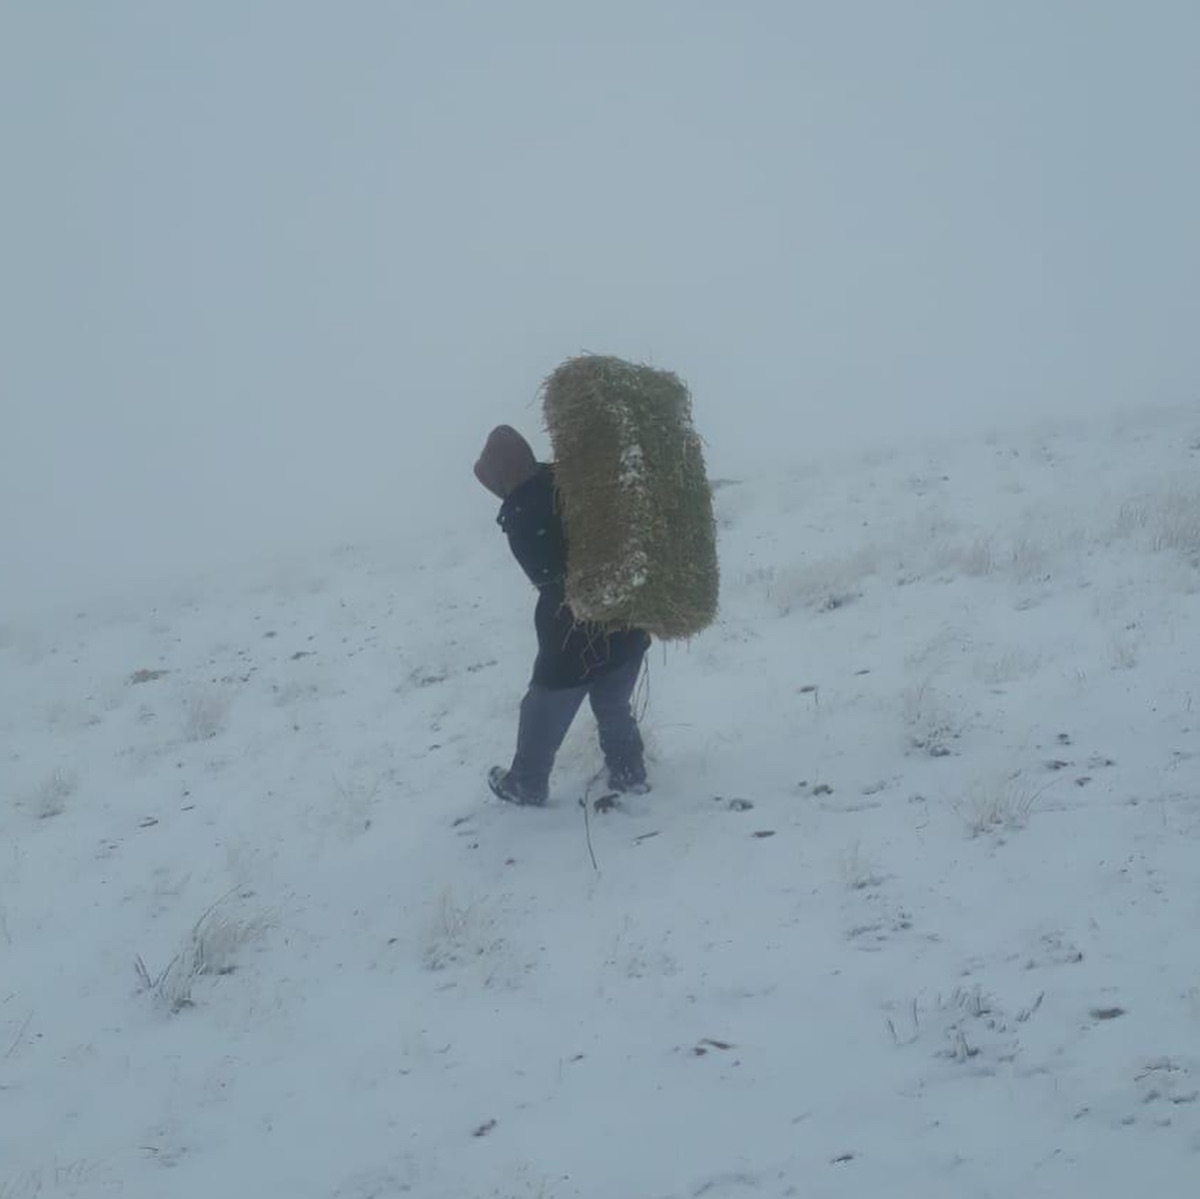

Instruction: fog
[3,1,1198,619]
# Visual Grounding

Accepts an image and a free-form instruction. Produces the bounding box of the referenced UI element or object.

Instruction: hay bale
[542,354,719,639]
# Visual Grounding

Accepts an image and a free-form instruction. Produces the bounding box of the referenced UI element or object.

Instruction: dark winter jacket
[498,464,650,689]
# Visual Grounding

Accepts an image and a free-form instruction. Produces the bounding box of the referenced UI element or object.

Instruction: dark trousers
[509,652,646,800]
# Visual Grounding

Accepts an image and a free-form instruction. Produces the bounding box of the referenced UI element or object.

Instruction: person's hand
[474,426,537,499]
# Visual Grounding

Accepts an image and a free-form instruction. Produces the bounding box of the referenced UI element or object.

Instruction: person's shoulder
[514,463,555,503]
[498,463,554,526]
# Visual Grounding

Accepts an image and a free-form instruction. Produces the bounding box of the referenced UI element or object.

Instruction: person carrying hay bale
[474,424,652,806]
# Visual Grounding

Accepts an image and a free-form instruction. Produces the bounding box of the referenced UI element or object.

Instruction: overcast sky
[3,1,1198,618]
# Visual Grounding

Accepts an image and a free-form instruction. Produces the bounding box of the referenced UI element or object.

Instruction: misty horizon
[3,1,1198,619]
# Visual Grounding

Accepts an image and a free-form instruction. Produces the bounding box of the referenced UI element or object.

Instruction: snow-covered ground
[3,403,1200,1198]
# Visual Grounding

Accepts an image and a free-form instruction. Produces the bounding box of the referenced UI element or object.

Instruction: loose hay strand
[542,355,719,640]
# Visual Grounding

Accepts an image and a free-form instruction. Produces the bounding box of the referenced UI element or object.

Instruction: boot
[488,766,547,807]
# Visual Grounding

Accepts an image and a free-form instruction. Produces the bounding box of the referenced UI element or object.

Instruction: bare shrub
[740,565,777,591]
[1007,535,1050,582]
[958,775,1046,836]
[775,549,878,616]
[1114,498,1152,540]
[840,842,884,891]
[959,536,998,577]
[607,916,679,979]
[902,681,963,757]
[136,893,266,1012]
[1110,632,1140,671]
[331,772,385,836]
[974,649,1042,686]
[0,1161,110,1198]
[181,688,230,741]
[423,888,509,981]
[1150,490,1200,559]
[1115,489,1200,563]
[424,889,486,971]
[24,769,76,820]
[932,535,995,578]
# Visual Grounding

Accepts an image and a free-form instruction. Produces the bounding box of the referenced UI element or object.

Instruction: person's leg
[496,682,587,804]
[587,653,648,791]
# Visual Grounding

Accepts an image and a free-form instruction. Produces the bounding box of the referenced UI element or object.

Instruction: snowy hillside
[3,404,1200,1198]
